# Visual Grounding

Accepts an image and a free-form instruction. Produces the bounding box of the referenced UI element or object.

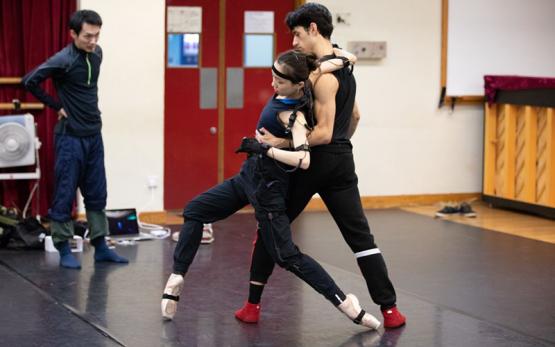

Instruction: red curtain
[0,0,76,216]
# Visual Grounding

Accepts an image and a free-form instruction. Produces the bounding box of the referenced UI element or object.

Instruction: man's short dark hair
[285,3,333,39]
[69,10,102,35]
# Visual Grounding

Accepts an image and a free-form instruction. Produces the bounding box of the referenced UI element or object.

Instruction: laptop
[106,208,153,240]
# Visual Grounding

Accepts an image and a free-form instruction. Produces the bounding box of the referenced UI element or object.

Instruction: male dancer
[23,10,127,269]
[235,3,406,329]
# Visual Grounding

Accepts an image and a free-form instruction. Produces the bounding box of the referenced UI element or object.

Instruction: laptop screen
[106,209,139,236]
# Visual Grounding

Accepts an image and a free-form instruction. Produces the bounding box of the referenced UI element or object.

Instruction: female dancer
[161,50,380,330]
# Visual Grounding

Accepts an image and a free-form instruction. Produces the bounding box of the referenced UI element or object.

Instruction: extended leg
[162,178,249,320]
[256,210,379,329]
[320,153,405,328]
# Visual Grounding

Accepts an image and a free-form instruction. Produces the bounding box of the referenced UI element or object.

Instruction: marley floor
[1,208,554,347]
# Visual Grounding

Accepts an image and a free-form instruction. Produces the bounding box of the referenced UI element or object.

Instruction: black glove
[235,137,270,155]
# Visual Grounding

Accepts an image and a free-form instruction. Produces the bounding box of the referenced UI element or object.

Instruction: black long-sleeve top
[22,43,103,137]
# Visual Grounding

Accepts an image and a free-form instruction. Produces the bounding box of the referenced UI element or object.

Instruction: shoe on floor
[201,223,214,244]
[161,273,184,320]
[434,204,460,218]
[235,302,260,323]
[459,202,477,218]
[338,294,381,330]
[382,306,406,329]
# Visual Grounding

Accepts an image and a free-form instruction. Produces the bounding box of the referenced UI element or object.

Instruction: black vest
[330,67,356,143]
[257,95,306,139]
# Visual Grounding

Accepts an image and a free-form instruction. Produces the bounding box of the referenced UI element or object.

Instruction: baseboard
[305,192,481,211]
[136,192,481,224]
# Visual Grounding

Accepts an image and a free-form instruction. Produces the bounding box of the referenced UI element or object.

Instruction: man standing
[236,3,406,328]
[23,10,127,269]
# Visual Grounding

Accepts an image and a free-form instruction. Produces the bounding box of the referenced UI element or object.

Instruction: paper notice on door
[168,6,202,33]
[244,11,274,33]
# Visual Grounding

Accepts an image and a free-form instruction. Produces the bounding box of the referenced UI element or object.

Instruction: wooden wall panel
[483,104,497,195]
[486,104,555,209]
[547,108,555,206]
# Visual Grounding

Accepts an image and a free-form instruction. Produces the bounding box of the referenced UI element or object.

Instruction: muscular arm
[256,128,290,148]
[347,101,361,139]
[258,74,340,148]
[266,111,311,169]
[308,73,339,146]
[314,48,357,75]
[333,47,357,64]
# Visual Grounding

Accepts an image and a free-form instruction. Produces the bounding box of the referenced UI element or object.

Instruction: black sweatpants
[249,142,397,309]
[173,156,345,305]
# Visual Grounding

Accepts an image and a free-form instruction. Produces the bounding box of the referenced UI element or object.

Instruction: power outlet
[147,175,159,189]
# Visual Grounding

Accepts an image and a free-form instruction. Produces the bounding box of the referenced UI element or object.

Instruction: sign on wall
[167,6,202,33]
[244,11,274,33]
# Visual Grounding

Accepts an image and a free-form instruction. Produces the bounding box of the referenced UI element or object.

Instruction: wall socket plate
[147,175,159,189]
[347,41,387,59]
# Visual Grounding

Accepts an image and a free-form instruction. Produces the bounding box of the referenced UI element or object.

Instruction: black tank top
[256,95,310,139]
[329,67,356,143]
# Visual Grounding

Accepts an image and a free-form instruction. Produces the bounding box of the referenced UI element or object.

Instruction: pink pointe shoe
[161,273,184,320]
[337,294,381,330]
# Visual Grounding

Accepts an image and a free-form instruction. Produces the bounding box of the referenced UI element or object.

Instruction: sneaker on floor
[338,294,381,330]
[459,202,477,218]
[382,306,406,329]
[434,204,460,218]
[235,302,260,323]
[201,223,214,244]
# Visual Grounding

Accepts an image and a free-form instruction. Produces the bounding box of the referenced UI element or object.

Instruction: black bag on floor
[0,214,18,248]
[2,218,47,250]
[0,224,12,248]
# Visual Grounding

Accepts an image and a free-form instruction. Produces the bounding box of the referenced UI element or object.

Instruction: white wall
[78,0,165,212]
[314,0,484,195]
[78,0,483,212]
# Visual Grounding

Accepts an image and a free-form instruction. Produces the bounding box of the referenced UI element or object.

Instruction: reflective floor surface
[1,209,554,346]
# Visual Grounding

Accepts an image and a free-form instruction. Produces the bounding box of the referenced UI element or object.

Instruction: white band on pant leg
[354,248,381,258]
[335,294,344,303]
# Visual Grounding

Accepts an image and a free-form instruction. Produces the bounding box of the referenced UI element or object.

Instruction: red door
[165,0,295,210]
[223,2,294,178]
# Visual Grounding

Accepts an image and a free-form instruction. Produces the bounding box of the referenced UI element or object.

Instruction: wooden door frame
[217,0,225,182]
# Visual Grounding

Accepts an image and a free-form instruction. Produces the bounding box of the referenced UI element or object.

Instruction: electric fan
[0,114,36,168]
[0,113,41,218]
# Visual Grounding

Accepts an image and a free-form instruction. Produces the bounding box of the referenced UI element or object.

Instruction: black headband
[272,65,302,83]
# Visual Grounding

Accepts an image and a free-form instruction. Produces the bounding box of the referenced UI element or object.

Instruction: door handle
[209,126,217,135]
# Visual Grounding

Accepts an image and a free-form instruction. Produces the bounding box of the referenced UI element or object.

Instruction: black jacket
[22,43,103,136]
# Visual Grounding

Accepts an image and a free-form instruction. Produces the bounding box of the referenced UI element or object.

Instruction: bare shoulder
[311,73,338,99]
[310,71,337,85]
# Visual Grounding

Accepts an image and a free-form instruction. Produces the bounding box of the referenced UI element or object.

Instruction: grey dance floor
[0,209,554,346]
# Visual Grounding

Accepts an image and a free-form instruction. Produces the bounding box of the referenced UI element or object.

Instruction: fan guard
[0,122,32,164]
